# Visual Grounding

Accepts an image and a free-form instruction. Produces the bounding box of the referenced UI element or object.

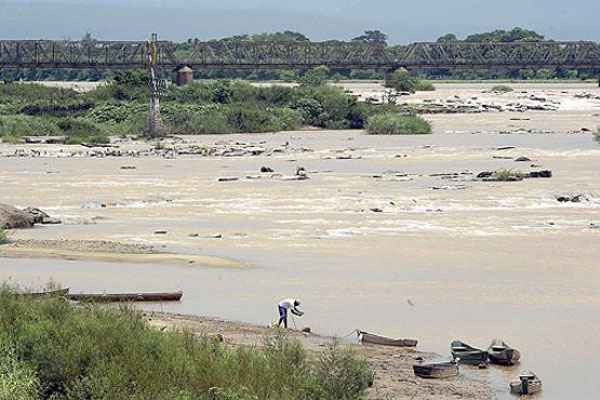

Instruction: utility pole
[146,33,162,137]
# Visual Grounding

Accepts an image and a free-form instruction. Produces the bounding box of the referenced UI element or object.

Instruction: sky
[1,0,599,43]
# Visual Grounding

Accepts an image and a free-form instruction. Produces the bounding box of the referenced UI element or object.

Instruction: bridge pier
[176,66,193,86]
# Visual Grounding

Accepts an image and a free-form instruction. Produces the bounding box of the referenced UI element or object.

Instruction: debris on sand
[514,156,532,162]
[217,177,239,182]
[556,194,585,203]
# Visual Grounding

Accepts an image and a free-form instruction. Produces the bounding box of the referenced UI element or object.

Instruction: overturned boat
[488,339,521,365]
[358,331,418,347]
[450,340,488,365]
[413,360,459,379]
[509,371,542,395]
[67,291,183,303]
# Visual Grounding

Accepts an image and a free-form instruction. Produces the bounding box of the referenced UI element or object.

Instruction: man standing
[277,298,303,328]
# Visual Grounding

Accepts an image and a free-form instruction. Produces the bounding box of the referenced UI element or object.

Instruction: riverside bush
[0,287,373,400]
[367,113,432,135]
[0,115,61,137]
[384,68,435,93]
[0,229,8,244]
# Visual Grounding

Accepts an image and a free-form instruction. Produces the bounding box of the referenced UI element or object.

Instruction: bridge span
[1,39,600,70]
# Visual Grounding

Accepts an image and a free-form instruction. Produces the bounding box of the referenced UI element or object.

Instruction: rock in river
[0,204,35,229]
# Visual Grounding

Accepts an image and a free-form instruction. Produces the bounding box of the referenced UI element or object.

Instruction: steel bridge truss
[1,40,600,70]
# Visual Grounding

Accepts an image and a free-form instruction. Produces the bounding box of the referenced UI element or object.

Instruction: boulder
[22,207,50,224]
[0,204,35,229]
[514,156,532,162]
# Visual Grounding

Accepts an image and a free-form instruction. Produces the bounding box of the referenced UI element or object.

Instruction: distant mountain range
[1,0,599,43]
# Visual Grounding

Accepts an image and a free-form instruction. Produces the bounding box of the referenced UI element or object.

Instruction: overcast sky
[1,0,599,43]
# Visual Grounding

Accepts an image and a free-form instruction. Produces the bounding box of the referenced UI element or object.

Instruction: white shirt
[278,299,297,309]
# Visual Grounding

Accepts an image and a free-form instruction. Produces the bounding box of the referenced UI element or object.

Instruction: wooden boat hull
[488,340,521,365]
[489,348,521,365]
[359,331,418,347]
[451,340,488,365]
[67,291,183,303]
[509,379,542,395]
[413,362,459,379]
[21,288,69,297]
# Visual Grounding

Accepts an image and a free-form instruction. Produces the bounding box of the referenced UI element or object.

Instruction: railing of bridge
[1,40,600,69]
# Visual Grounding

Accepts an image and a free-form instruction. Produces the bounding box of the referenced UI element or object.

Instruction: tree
[384,68,419,93]
[352,30,387,45]
[437,33,458,43]
[465,27,544,43]
[300,66,331,86]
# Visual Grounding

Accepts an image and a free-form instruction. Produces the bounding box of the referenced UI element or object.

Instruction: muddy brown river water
[2,82,600,399]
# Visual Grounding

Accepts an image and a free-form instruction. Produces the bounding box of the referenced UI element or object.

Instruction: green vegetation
[0,229,8,244]
[465,27,545,43]
[491,85,514,93]
[1,69,403,138]
[492,169,525,181]
[0,286,372,400]
[351,30,388,45]
[384,68,435,93]
[367,113,432,135]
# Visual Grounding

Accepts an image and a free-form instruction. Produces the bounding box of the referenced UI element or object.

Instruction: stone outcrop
[0,204,60,229]
[0,204,35,229]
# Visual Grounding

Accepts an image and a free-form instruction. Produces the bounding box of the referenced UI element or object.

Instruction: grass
[493,169,525,181]
[414,81,436,91]
[491,85,514,93]
[367,113,432,135]
[0,286,373,400]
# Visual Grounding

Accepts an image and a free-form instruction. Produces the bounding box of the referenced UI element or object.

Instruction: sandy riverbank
[0,239,243,268]
[148,312,492,400]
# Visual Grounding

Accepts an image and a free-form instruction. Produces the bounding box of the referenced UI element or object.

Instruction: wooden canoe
[359,331,418,347]
[21,288,70,297]
[413,360,459,379]
[451,340,488,365]
[488,339,521,365]
[509,371,542,395]
[67,291,183,303]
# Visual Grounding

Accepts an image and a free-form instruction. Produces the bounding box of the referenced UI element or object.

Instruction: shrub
[367,113,432,135]
[491,85,514,93]
[493,169,525,181]
[414,81,435,91]
[384,69,434,93]
[300,66,331,86]
[0,343,40,400]
[0,288,372,400]
[0,229,8,244]
[57,119,110,145]
[0,115,61,137]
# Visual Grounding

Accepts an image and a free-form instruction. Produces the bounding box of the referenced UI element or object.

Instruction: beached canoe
[450,340,488,365]
[358,331,418,347]
[67,291,183,303]
[20,288,70,297]
[413,360,459,379]
[488,339,521,365]
[509,371,542,395]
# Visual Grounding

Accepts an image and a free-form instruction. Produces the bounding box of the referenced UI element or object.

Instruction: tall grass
[0,287,372,400]
[367,113,432,135]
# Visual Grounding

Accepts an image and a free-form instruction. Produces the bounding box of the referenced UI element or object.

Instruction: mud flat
[149,312,491,400]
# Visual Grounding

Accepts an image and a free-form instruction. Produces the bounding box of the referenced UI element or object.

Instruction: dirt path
[149,313,493,400]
